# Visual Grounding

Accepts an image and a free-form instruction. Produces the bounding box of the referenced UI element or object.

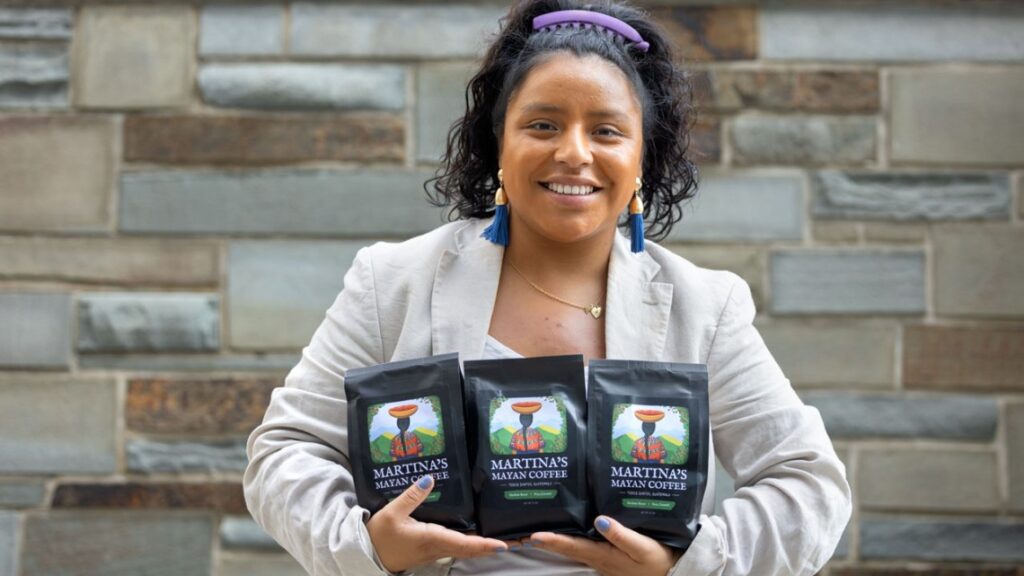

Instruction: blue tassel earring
[629,176,645,253]
[482,168,509,246]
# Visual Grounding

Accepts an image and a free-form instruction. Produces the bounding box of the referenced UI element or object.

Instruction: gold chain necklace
[507,260,603,319]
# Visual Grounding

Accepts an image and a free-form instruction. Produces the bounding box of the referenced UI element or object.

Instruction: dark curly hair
[425,0,699,241]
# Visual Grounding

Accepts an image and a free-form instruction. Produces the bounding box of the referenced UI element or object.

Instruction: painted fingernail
[522,541,534,548]
[509,544,522,552]
[494,547,507,553]
[416,475,433,489]
[595,517,611,533]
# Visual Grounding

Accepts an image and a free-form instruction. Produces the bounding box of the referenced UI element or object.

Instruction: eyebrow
[519,103,631,122]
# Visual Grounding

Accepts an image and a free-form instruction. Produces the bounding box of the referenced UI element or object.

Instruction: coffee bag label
[609,404,690,508]
[366,396,450,500]
[487,395,570,494]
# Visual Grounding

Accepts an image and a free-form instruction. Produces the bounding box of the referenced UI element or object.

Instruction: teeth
[545,183,595,195]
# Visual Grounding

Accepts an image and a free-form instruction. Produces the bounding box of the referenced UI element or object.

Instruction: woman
[244,1,851,575]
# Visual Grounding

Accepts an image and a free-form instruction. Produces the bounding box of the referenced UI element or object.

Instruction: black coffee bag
[344,352,475,531]
[464,355,589,539]
[588,359,709,550]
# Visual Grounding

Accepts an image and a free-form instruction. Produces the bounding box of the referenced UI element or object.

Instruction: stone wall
[1,2,1022,575]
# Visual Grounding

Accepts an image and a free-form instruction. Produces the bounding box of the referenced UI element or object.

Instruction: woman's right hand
[366,475,508,573]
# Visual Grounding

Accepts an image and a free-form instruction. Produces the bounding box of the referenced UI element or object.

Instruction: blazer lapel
[605,232,674,360]
[431,220,504,359]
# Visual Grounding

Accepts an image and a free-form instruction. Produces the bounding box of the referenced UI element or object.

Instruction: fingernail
[416,475,432,489]
[595,517,611,533]
[522,541,534,548]
[494,546,506,553]
[509,544,522,552]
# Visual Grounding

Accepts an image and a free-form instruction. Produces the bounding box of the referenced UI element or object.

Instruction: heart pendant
[589,306,602,319]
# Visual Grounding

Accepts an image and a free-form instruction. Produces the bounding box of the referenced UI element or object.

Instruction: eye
[526,121,557,131]
[595,126,624,137]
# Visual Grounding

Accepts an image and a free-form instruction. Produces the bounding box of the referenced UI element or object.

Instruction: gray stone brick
[0,377,116,474]
[934,225,1024,318]
[800,392,997,441]
[199,63,404,110]
[668,245,764,308]
[757,322,896,388]
[861,517,1024,562]
[0,116,114,233]
[0,8,72,39]
[811,221,860,244]
[666,173,804,241]
[79,354,297,372]
[0,482,45,508]
[814,171,1010,221]
[127,439,247,474]
[761,6,1024,62]
[21,511,212,575]
[78,293,220,353]
[199,4,283,56]
[291,4,503,58]
[220,517,280,550]
[74,5,193,109]
[858,448,997,512]
[1009,401,1024,512]
[0,43,67,108]
[770,250,925,314]
[891,69,1024,166]
[731,115,876,166]
[229,241,368,350]
[219,553,306,576]
[120,169,447,237]
[0,237,219,287]
[0,512,15,576]
[863,222,927,244]
[0,292,71,369]
[417,62,476,162]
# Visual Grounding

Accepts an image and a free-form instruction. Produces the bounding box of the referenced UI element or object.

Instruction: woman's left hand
[530,516,680,576]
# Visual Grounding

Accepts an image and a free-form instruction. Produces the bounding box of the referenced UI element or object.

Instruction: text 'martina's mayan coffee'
[588,359,709,550]
[344,353,475,530]
[464,355,588,539]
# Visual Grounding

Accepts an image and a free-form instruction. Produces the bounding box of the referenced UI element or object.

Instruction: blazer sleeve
[243,247,395,576]
[670,276,852,576]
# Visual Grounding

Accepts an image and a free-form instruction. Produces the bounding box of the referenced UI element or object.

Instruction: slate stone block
[757,323,896,388]
[891,69,1024,166]
[126,377,278,435]
[0,8,72,39]
[417,61,475,163]
[228,240,367,349]
[124,114,404,165]
[52,482,246,514]
[0,512,15,576]
[761,6,1024,62]
[120,170,446,237]
[200,63,405,110]
[700,69,879,112]
[0,43,68,108]
[0,292,71,369]
[799,392,997,441]
[80,354,297,372]
[813,172,1010,221]
[127,439,248,474]
[933,225,1024,318]
[0,482,46,508]
[74,5,193,109]
[666,173,804,242]
[220,516,280,550]
[290,4,502,58]
[0,377,116,473]
[199,4,283,56]
[861,518,1024,562]
[770,250,925,314]
[1008,401,1024,512]
[0,116,114,233]
[649,7,756,61]
[77,293,220,353]
[0,236,219,287]
[858,448,998,512]
[731,115,876,166]
[21,511,212,575]
[904,325,1024,392]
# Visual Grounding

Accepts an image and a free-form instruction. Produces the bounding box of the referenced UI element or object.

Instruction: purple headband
[532,10,650,53]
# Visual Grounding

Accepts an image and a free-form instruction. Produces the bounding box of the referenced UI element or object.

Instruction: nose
[553,125,593,168]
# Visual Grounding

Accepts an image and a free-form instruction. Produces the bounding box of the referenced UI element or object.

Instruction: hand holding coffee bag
[588,359,709,550]
[344,353,475,531]
[464,355,589,539]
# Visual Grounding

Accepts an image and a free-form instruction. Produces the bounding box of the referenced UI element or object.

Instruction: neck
[503,222,616,283]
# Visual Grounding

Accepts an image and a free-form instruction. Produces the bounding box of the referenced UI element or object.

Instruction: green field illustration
[488,396,567,455]
[367,396,444,464]
[610,403,688,465]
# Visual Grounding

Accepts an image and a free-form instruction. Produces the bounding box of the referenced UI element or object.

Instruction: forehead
[508,52,641,119]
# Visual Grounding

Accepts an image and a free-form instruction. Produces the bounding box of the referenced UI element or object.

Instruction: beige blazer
[244,218,851,576]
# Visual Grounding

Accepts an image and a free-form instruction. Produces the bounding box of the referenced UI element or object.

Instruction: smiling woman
[244,1,851,575]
